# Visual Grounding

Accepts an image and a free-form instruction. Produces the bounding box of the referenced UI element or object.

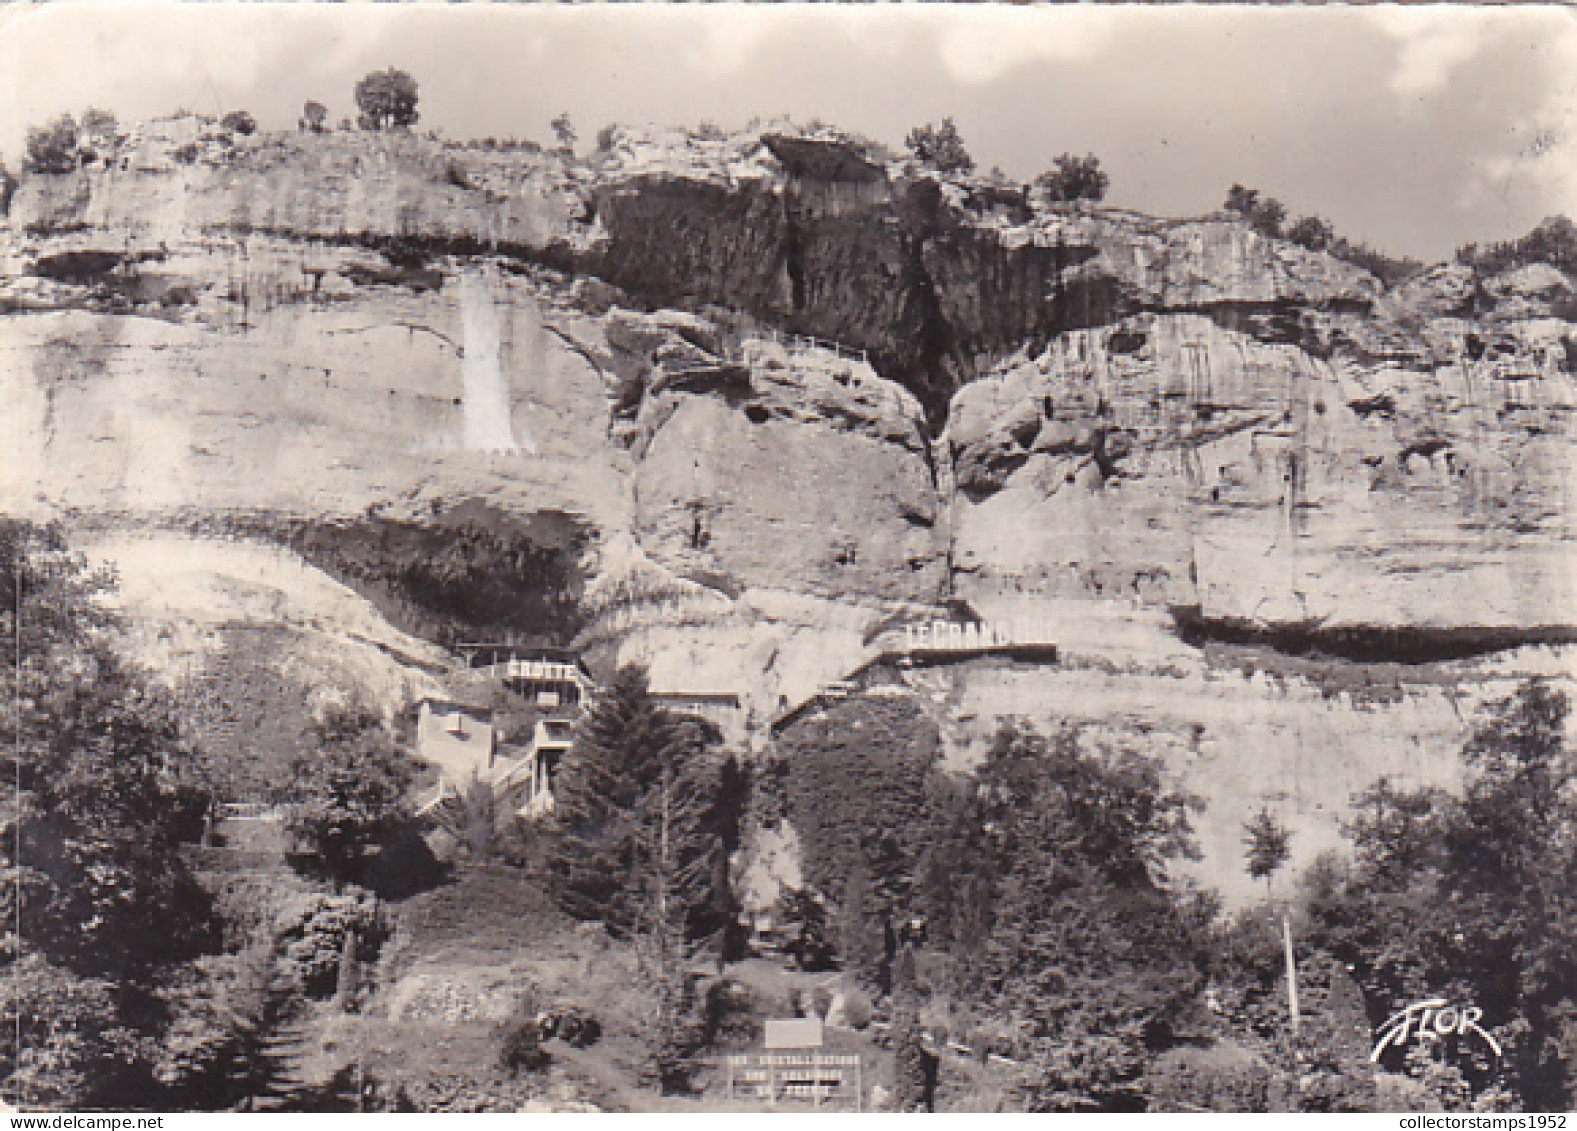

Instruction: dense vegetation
[1457,215,1577,279]
[1222,182,1424,286]
[766,682,1576,1112]
[0,521,419,1110]
[1297,679,1576,1110]
[905,117,975,174]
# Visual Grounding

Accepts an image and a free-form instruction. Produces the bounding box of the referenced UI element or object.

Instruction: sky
[1,2,1573,262]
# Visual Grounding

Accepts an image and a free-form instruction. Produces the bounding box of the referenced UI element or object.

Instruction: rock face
[4,118,1575,908]
[630,335,943,604]
[947,310,1577,633]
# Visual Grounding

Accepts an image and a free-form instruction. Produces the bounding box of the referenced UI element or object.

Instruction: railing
[757,327,870,367]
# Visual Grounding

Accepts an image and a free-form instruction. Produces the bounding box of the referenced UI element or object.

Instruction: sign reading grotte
[1370,998,1503,1063]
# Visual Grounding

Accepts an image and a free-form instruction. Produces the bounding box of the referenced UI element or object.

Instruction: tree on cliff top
[905,117,974,174]
[551,112,577,152]
[1223,183,1287,238]
[1035,152,1109,203]
[354,68,419,131]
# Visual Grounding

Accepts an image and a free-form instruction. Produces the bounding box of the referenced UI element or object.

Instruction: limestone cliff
[4,118,1574,905]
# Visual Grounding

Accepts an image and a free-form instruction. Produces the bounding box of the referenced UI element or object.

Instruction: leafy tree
[550,112,576,152]
[776,888,831,971]
[905,116,974,174]
[25,114,80,174]
[221,110,258,137]
[971,723,1206,1111]
[0,956,145,1110]
[286,702,414,884]
[1,520,212,977]
[0,521,222,1107]
[1287,214,1335,252]
[300,100,328,133]
[354,67,420,131]
[1243,806,1293,896]
[1035,152,1109,203]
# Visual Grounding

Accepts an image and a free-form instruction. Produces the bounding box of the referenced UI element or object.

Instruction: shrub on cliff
[25,114,81,174]
[79,108,118,162]
[905,117,974,174]
[355,67,420,131]
[1223,183,1286,238]
[1287,214,1335,252]
[1035,152,1109,203]
[551,112,577,152]
[300,100,328,133]
[221,110,258,137]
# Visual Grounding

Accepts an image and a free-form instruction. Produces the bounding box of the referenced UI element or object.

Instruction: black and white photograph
[2,0,1575,1115]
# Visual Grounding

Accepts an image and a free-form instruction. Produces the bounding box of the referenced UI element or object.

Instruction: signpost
[724,1052,863,1110]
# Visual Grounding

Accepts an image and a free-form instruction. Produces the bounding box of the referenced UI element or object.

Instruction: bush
[1035,152,1108,203]
[551,112,576,151]
[809,986,833,1020]
[1287,215,1335,252]
[1456,214,1577,277]
[1223,183,1286,238]
[300,100,328,133]
[26,114,80,174]
[540,1004,602,1049]
[221,110,257,136]
[1146,1047,1274,1113]
[273,888,388,999]
[498,999,551,1072]
[842,987,873,1030]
